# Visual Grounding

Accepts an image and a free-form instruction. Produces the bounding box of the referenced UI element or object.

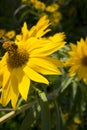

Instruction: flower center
[3,41,29,68]
[81,56,87,66]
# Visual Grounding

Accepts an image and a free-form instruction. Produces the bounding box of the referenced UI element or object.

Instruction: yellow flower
[5,30,16,39]
[46,3,59,13]
[65,38,87,84]
[0,17,66,108]
[0,29,6,38]
[63,113,69,120]
[67,124,78,130]
[31,0,46,10]
[50,11,62,26]
[73,117,82,124]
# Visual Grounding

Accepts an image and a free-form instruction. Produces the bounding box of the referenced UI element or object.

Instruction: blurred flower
[58,0,65,5]
[67,123,78,130]
[46,3,59,13]
[0,29,6,38]
[63,112,69,120]
[73,117,82,124]
[21,0,27,3]
[5,30,16,39]
[65,38,87,84]
[31,0,46,10]
[49,11,62,26]
[68,7,77,16]
[0,16,66,108]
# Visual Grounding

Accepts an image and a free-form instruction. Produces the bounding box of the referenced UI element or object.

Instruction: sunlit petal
[10,73,19,108]
[28,57,62,75]
[24,66,49,85]
[18,75,30,100]
[1,79,11,106]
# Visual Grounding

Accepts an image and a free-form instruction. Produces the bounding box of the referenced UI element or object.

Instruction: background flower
[65,38,87,84]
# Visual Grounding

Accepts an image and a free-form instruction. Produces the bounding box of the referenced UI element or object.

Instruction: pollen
[81,56,87,66]
[6,44,29,68]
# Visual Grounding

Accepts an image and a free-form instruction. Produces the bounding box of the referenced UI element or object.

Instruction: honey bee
[2,40,18,51]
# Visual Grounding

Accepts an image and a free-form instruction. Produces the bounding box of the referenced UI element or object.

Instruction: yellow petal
[34,15,50,38]
[30,39,66,57]
[23,66,49,85]
[2,65,11,88]
[28,57,61,75]
[29,15,50,38]
[49,33,65,42]
[78,66,87,80]
[70,43,77,51]
[25,38,43,52]
[69,66,78,76]
[0,53,7,69]
[18,75,30,100]
[0,75,3,86]
[13,68,30,100]
[0,98,1,104]
[22,22,29,41]
[10,73,19,108]
[15,35,22,42]
[36,15,49,29]
[1,73,19,108]
[45,57,64,67]
[1,79,11,106]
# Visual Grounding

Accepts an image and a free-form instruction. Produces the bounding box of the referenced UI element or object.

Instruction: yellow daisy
[65,38,87,84]
[5,30,16,39]
[0,17,66,108]
[46,3,59,13]
[32,0,46,10]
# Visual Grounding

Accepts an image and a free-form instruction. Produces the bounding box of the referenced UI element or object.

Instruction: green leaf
[19,107,36,130]
[38,92,48,102]
[14,4,27,17]
[60,76,73,92]
[72,80,78,99]
[54,99,66,130]
[39,92,51,130]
